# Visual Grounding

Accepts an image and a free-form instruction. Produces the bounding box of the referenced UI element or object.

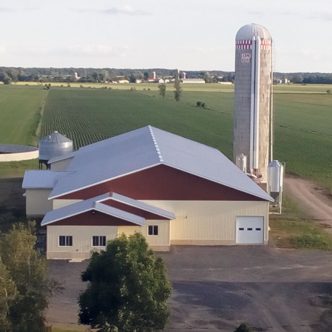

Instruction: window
[239,227,244,231]
[148,225,158,236]
[59,235,73,246]
[92,236,106,247]
[256,228,261,231]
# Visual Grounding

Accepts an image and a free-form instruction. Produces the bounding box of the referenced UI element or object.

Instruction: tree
[234,323,253,332]
[143,71,149,81]
[158,83,166,98]
[129,73,137,83]
[0,223,54,332]
[174,77,182,102]
[79,233,171,332]
[0,260,16,332]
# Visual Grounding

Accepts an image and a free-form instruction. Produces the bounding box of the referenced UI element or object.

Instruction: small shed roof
[22,170,68,189]
[41,192,175,226]
[108,192,176,220]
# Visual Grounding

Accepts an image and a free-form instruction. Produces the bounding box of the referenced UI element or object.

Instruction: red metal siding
[103,199,169,220]
[52,210,136,226]
[59,165,264,201]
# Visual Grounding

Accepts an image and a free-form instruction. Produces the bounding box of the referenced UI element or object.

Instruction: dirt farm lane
[285,176,332,230]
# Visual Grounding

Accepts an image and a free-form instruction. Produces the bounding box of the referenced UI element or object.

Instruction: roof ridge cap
[148,125,163,163]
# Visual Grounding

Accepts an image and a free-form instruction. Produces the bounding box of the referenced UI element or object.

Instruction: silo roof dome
[236,23,272,41]
[40,131,72,144]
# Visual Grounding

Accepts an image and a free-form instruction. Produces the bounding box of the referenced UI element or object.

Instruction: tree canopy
[173,77,182,102]
[0,223,54,332]
[79,233,171,332]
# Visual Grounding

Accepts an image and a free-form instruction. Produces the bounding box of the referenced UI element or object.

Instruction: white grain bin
[39,131,73,168]
[268,160,284,193]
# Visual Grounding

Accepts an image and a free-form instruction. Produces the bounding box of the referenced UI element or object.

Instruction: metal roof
[44,126,272,201]
[22,170,69,189]
[41,192,175,226]
[39,131,72,144]
[236,23,272,41]
[48,152,75,164]
[108,192,176,220]
[41,193,145,226]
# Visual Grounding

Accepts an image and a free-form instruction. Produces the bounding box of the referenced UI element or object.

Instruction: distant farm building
[23,126,272,260]
[182,78,206,84]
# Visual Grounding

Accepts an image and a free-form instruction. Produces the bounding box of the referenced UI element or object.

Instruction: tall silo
[38,131,73,169]
[233,23,273,184]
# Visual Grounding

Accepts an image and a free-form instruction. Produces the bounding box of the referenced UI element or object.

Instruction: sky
[0,0,331,72]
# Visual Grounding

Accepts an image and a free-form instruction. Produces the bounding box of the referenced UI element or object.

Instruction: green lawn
[270,194,332,250]
[0,85,48,145]
[0,85,47,177]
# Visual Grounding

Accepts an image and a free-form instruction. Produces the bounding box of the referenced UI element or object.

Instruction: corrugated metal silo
[39,131,73,168]
[233,23,273,183]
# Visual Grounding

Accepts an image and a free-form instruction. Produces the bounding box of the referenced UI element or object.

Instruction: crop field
[40,88,234,155]
[40,85,332,191]
[0,83,331,192]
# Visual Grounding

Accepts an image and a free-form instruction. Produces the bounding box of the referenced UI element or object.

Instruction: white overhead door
[236,216,264,244]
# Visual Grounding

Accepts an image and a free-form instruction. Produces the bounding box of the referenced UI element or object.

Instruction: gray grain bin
[39,131,73,168]
[233,23,273,183]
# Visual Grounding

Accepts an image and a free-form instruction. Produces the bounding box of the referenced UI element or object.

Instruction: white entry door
[236,216,264,244]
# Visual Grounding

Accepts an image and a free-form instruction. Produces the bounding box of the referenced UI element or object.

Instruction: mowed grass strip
[270,194,332,250]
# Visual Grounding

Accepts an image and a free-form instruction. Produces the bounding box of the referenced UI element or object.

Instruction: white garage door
[236,216,264,244]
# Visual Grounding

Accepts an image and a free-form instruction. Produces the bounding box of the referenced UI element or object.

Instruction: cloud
[73,5,150,16]
[0,6,38,13]
[62,44,129,57]
[307,12,332,21]
[0,7,15,12]
[10,44,129,59]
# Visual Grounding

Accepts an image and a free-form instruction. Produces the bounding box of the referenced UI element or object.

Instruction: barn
[22,126,273,260]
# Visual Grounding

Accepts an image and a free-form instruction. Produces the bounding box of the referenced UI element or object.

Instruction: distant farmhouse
[23,126,272,260]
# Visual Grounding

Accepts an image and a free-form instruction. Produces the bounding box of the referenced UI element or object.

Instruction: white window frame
[58,235,73,247]
[92,235,107,247]
[148,225,159,236]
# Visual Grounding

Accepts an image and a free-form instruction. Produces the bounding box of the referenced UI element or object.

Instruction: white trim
[42,201,146,226]
[58,235,73,247]
[48,163,161,200]
[149,125,163,162]
[48,152,75,164]
[42,208,92,226]
[91,235,107,247]
[162,162,273,202]
[95,202,145,225]
[148,225,159,236]
[109,192,176,219]
[49,162,272,202]
[253,37,261,170]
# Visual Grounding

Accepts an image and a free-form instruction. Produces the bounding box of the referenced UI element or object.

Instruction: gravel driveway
[47,246,332,331]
